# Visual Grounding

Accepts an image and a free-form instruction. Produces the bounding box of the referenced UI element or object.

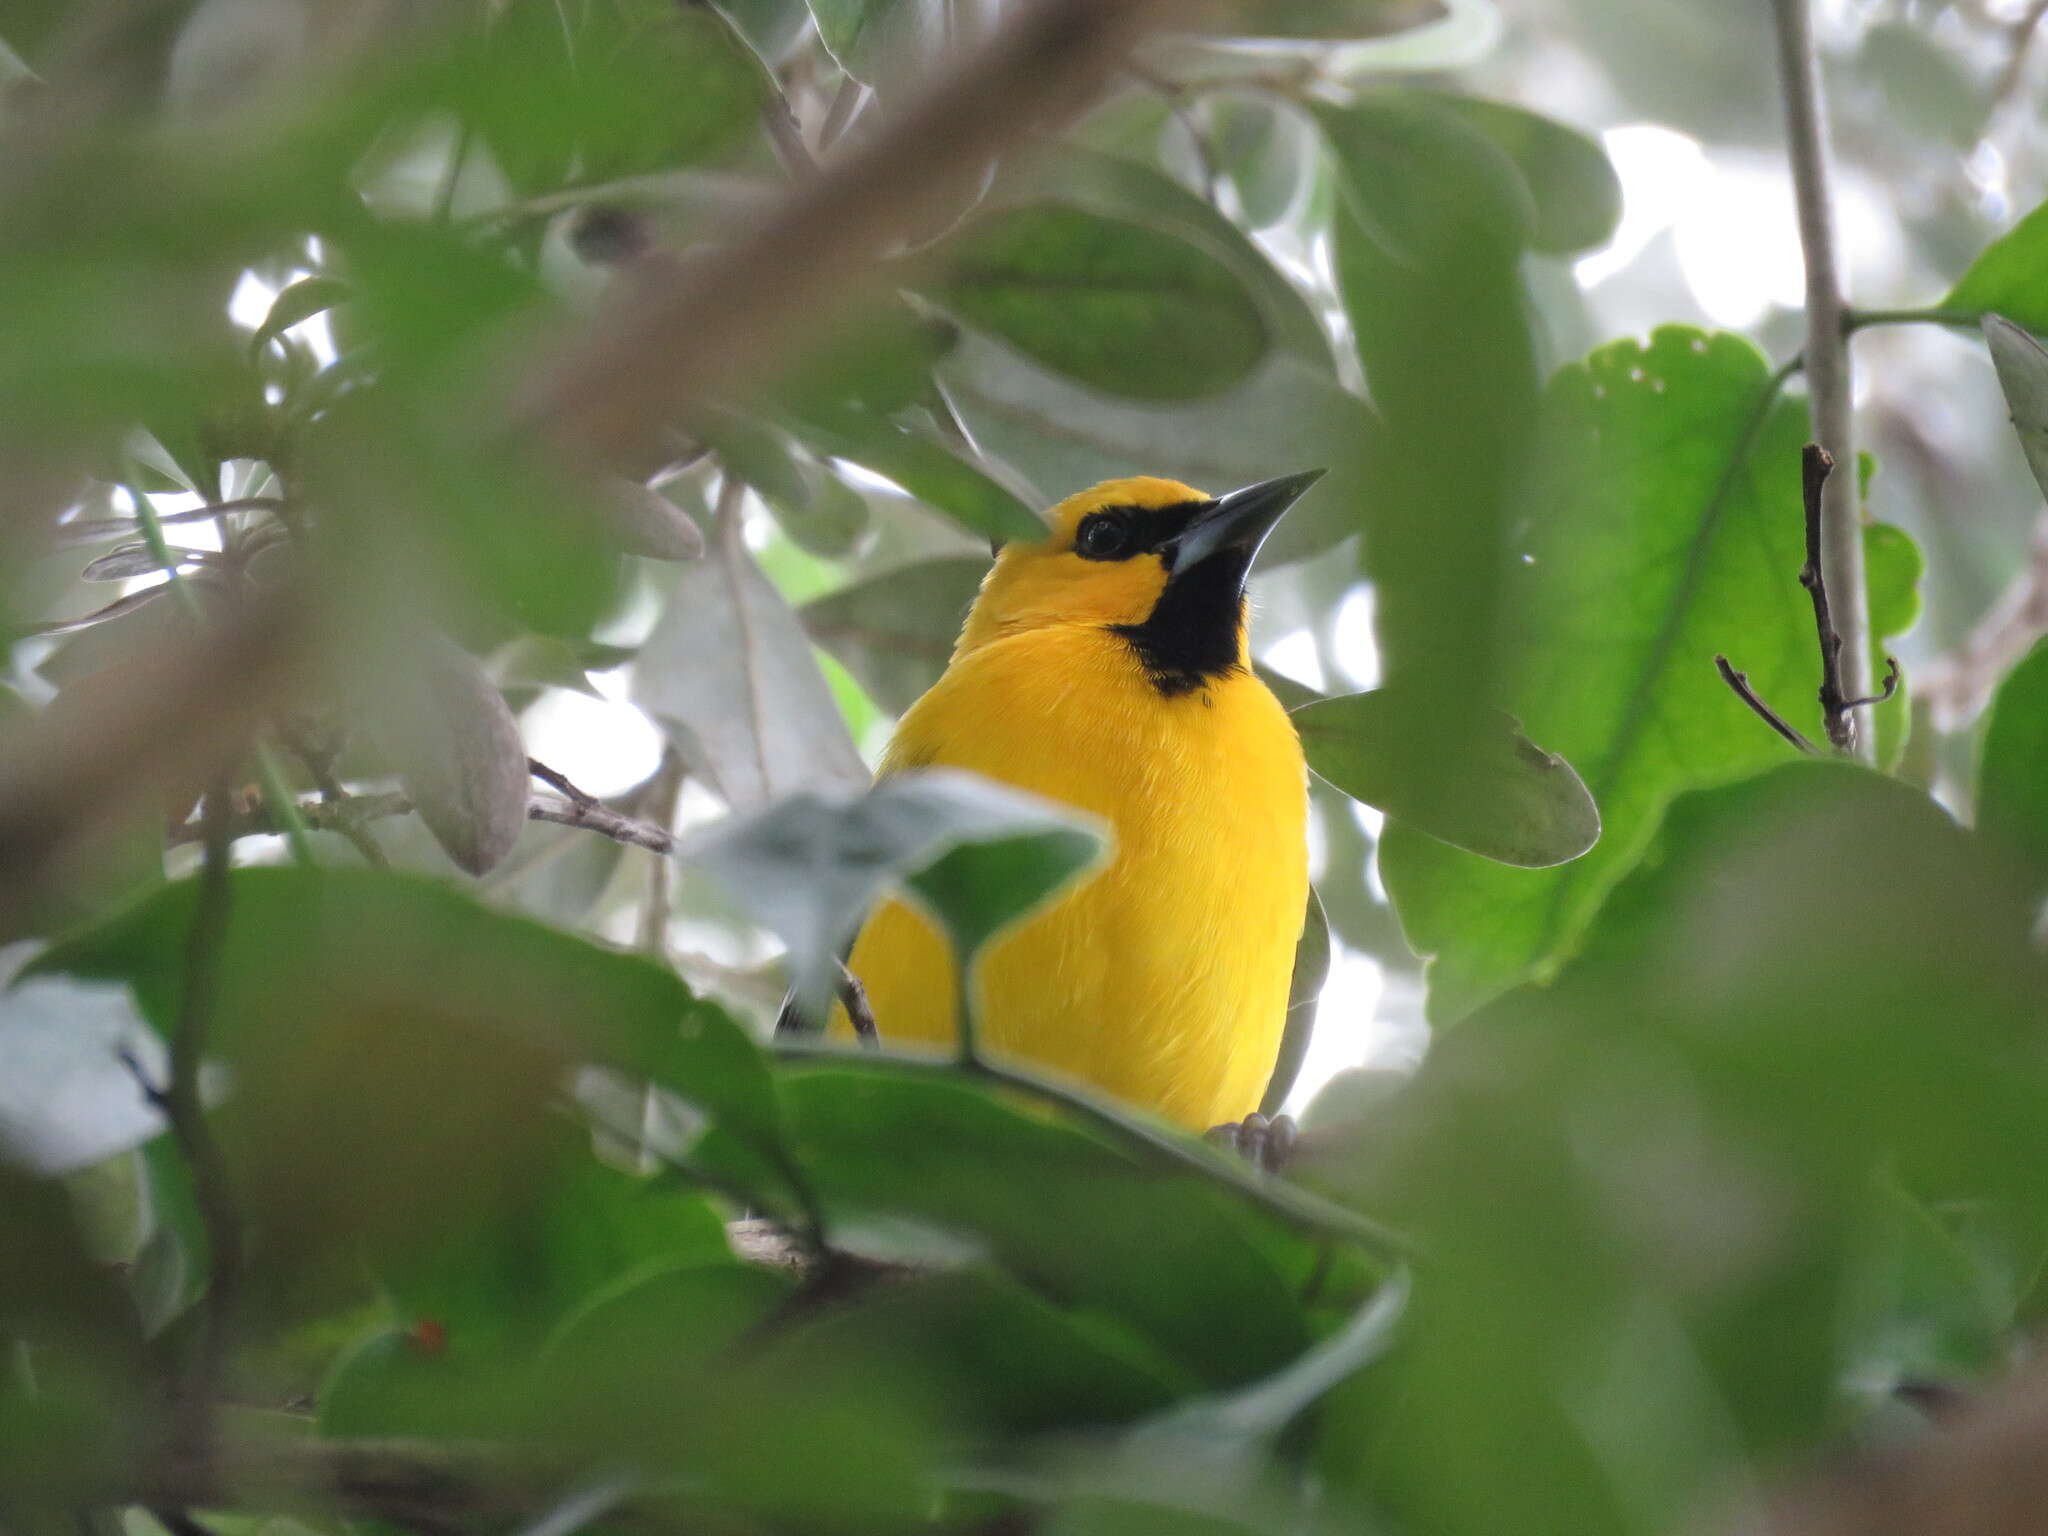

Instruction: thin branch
[1798,444,1859,753]
[166,781,245,1449]
[1843,306,1981,334]
[773,1040,1410,1261]
[170,788,683,857]
[836,959,878,1045]
[1772,0,1873,759]
[1715,655,1819,753]
[279,726,388,869]
[1845,655,1902,711]
[526,758,597,810]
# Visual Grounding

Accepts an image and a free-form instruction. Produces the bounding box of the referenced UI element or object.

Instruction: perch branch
[837,959,879,1045]
[1714,656,1817,753]
[526,758,597,809]
[1772,0,1873,757]
[171,790,680,858]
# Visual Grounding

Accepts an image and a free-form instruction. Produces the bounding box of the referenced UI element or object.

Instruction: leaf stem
[1843,306,1979,333]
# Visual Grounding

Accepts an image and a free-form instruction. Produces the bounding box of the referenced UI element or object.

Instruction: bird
[826,470,1322,1135]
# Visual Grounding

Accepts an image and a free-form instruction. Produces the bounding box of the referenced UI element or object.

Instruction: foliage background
[10,2,2048,1535]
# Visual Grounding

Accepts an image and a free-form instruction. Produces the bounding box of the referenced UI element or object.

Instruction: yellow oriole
[840,472,1321,1130]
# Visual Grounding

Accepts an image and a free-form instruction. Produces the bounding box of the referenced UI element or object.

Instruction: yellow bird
[837,471,1321,1133]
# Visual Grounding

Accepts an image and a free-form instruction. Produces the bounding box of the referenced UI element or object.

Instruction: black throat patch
[1110,546,1252,698]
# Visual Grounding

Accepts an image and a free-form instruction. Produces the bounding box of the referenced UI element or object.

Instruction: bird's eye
[1074,513,1131,560]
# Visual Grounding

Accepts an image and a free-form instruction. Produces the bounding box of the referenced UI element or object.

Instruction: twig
[166,781,245,1449]
[1794,445,1895,750]
[169,788,683,857]
[836,959,878,1045]
[1714,656,1818,753]
[1772,0,1873,758]
[525,795,676,854]
[1843,306,1981,334]
[526,758,597,809]
[773,1040,1410,1261]
[278,724,388,869]
[1845,655,1902,711]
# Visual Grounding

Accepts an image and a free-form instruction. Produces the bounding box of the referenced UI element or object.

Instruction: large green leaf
[1294,687,1599,867]
[785,404,1045,545]
[1947,202,2048,333]
[1379,329,1920,1021]
[1977,640,2048,896]
[1407,90,1621,256]
[800,555,989,715]
[922,203,1268,400]
[1308,765,2048,1535]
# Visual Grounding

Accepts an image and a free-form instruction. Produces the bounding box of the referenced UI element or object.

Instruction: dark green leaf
[1295,688,1599,867]
[786,406,1044,544]
[923,204,1268,400]
[800,555,989,715]
[1978,640,2048,896]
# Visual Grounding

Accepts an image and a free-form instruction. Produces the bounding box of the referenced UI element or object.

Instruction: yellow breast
[842,623,1309,1130]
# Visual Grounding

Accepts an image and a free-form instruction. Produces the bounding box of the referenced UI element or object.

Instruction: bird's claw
[1207,1112,1298,1174]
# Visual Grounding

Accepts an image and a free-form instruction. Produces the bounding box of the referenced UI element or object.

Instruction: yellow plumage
[840,474,1315,1131]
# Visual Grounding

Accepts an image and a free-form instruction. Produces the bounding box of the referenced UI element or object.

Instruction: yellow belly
[842,624,1309,1130]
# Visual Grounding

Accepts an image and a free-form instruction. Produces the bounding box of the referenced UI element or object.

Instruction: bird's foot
[1207,1112,1298,1174]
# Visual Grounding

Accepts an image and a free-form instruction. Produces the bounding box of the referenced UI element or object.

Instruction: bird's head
[958,470,1325,694]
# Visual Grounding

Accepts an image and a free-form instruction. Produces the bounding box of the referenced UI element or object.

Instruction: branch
[1772,0,1873,759]
[520,0,1172,463]
[1714,655,1818,754]
[1918,513,2048,724]
[171,790,681,858]
[1798,444,1858,753]
[166,781,245,1447]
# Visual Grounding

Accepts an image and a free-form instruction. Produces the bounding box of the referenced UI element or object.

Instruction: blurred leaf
[1948,209,2048,334]
[1977,640,2048,895]
[1379,330,1919,1021]
[1982,313,2048,505]
[706,418,870,559]
[631,539,869,811]
[0,952,164,1177]
[595,479,706,561]
[1864,515,1923,772]
[1314,92,1533,267]
[804,0,987,84]
[30,869,777,1307]
[1209,96,1318,230]
[1862,22,1988,154]
[922,203,1268,400]
[687,768,1102,1018]
[248,276,352,361]
[785,404,1044,544]
[1200,0,1447,40]
[799,555,988,715]
[1296,688,1599,867]
[1258,888,1327,1117]
[77,545,177,583]
[354,630,529,877]
[1410,90,1621,256]
[1308,764,2048,1535]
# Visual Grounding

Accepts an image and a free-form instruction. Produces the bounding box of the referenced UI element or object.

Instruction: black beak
[1168,470,1326,577]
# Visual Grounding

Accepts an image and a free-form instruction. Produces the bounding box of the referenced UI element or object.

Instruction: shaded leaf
[923,203,1268,400]
[596,479,705,561]
[799,555,989,716]
[359,631,529,877]
[686,768,1102,1018]
[1410,90,1621,256]
[1295,688,1599,867]
[631,541,868,811]
[1977,639,2048,896]
[786,405,1044,545]
[1983,313,2048,506]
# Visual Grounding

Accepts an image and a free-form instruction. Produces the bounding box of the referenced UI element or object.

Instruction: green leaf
[1407,90,1621,256]
[786,405,1044,544]
[770,1066,1315,1387]
[1861,22,1987,154]
[1948,206,2048,333]
[1977,640,2048,896]
[1982,313,2048,505]
[686,769,1103,1018]
[1313,93,1534,266]
[1295,688,1598,867]
[799,555,989,715]
[29,869,781,1295]
[922,203,1268,400]
[1378,329,1920,1021]
[630,540,868,811]
[248,276,351,361]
